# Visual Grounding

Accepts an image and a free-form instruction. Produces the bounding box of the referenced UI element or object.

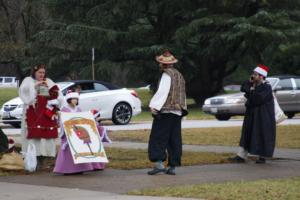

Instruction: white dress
[19,77,64,157]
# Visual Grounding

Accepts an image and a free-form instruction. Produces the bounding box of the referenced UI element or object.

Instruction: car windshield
[56,82,73,90]
[266,78,278,88]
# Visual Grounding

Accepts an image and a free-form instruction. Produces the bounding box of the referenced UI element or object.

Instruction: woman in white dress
[19,64,63,167]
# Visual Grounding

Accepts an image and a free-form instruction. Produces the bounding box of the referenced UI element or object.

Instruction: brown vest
[161,68,187,113]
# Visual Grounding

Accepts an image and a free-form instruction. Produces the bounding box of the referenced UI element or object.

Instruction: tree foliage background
[1,0,300,104]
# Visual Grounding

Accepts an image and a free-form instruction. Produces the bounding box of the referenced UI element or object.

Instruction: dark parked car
[202,76,300,120]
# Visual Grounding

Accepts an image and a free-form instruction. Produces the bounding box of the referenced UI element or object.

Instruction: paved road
[1,118,300,199]
[0,182,198,200]
[2,118,300,135]
[1,160,299,195]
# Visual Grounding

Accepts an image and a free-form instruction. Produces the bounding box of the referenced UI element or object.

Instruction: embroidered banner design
[60,111,108,164]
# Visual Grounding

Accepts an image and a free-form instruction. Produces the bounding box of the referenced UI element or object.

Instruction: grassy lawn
[105,147,233,170]
[131,108,218,122]
[128,177,300,200]
[109,125,300,149]
[132,89,217,121]
[0,88,18,107]
[0,147,233,175]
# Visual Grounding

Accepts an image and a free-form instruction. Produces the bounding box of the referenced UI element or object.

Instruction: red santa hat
[65,90,79,101]
[253,64,269,77]
[91,109,101,118]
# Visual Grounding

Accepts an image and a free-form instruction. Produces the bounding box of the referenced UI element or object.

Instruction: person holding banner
[53,91,106,174]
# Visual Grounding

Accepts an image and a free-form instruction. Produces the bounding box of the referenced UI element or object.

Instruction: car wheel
[215,115,231,121]
[285,112,295,119]
[112,102,132,125]
[10,122,21,128]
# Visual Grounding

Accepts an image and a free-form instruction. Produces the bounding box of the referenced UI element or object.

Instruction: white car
[0,76,19,88]
[0,80,142,127]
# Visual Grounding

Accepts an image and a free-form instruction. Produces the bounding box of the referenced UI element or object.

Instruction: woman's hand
[35,80,48,88]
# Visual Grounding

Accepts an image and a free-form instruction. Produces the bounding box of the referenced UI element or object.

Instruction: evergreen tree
[28,0,300,104]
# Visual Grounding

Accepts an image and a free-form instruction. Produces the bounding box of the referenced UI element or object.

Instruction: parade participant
[53,92,105,174]
[0,128,15,153]
[148,50,188,175]
[19,64,63,167]
[0,128,8,153]
[91,109,112,144]
[228,64,276,164]
[90,109,112,170]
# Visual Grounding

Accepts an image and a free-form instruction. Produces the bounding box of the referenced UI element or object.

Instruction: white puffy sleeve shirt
[19,77,64,108]
[149,73,171,111]
[19,77,37,105]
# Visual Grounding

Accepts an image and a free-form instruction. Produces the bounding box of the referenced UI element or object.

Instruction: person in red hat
[147,50,188,175]
[19,64,64,168]
[229,64,276,164]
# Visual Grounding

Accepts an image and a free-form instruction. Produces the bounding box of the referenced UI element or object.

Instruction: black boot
[147,167,166,175]
[228,156,246,163]
[166,167,176,175]
[256,157,266,164]
[36,156,44,170]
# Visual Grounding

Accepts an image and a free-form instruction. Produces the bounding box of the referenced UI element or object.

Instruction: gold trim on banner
[64,118,97,136]
[74,152,106,159]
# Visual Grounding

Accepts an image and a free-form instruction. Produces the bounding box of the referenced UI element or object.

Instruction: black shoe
[228,156,246,163]
[256,157,266,164]
[147,167,166,175]
[166,167,176,175]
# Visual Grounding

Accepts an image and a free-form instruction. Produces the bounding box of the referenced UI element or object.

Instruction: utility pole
[92,47,95,80]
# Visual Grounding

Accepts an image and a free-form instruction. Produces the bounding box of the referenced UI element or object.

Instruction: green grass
[131,108,217,122]
[105,147,232,170]
[109,125,300,149]
[0,148,233,175]
[0,88,18,107]
[133,89,216,121]
[128,177,300,200]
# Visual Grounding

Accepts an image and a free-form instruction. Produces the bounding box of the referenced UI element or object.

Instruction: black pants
[148,113,182,167]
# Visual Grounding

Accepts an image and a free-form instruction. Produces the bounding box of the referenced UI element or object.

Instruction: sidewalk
[1,160,300,195]
[1,137,300,195]
[0,182,199,200]
[1,124,300,199]
[2,118,300,133]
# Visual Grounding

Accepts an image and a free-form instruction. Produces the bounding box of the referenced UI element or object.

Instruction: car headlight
[204,99,211,105]
[224,98,243,104]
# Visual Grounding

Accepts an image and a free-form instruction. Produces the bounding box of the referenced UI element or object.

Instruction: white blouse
[19,77,64,107]
[149,73,171,111]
